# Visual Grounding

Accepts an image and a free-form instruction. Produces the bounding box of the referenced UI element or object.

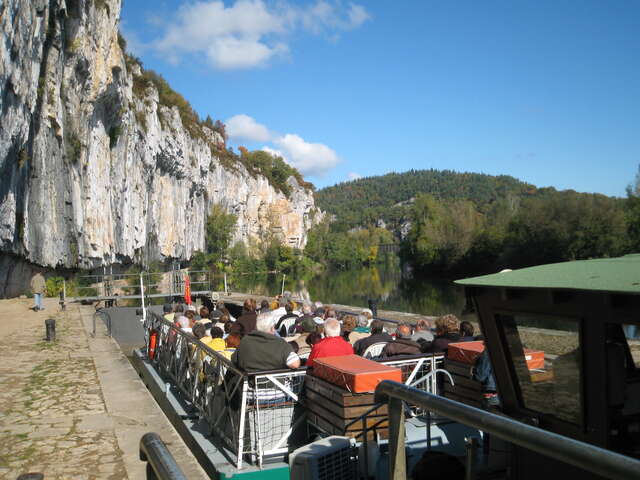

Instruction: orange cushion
[311,355,402,393]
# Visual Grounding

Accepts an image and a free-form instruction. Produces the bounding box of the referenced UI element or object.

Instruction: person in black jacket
[354,320,393,356]
[275,301,299,337]
[381,323,421,358]
[422,314,461,354]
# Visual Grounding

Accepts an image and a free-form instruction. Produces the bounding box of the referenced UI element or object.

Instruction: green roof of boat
[455,254,640,294]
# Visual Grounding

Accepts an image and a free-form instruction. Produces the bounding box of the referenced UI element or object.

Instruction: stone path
[0,297,209,480]
[0,298,126,479]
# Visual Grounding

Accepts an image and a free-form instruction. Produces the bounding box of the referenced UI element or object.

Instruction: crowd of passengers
[161,293,480,373]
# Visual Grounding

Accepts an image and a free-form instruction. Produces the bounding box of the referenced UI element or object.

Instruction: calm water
[227,265,467,317]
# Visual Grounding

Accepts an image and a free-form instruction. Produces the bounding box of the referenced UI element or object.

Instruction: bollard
[17,473,44,480]
[45,318,56,342]
[59,290,66,311]
[367,299,378,318]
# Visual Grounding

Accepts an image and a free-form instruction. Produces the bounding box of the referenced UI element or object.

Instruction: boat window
[622,324,640,369]
[497,314,582,425]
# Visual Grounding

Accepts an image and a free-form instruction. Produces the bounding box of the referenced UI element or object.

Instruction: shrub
[117,32,127,52]
[109,125,121,149]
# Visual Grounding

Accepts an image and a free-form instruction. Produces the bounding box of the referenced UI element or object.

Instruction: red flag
[184,274,192,305]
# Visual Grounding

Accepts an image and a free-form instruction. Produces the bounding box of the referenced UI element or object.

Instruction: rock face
[0,0,318,295]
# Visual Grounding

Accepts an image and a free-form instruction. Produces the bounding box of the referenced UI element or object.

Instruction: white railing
[144,311,446,469]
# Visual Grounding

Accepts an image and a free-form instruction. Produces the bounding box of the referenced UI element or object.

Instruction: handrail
[92,309,112,337]
[374,380,640,480]
[139,432,187,480]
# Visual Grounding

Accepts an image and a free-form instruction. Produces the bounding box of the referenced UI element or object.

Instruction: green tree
[403,194,480,271]
[626,165,640,252]
[190,204,237,271]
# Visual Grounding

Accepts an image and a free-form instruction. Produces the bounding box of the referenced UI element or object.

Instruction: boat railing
[375,380,640,480]
[144,311,446,470]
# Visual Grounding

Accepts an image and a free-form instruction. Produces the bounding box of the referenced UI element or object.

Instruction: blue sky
[121,0,640,197]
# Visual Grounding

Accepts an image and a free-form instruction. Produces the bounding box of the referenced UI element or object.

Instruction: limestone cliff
[0,0,318,294]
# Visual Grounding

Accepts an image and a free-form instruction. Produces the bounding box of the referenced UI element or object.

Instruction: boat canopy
[455,254,640,295]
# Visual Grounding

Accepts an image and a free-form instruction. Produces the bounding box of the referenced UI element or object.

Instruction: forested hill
[315,169,535,232]
[313,168,639,274]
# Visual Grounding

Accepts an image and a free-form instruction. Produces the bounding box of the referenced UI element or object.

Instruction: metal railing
[139,432,187,480]
[374,380,640,480]
[92,309,112,337]
[143,311,446,470]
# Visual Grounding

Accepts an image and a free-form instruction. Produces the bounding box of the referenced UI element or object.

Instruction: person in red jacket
[307,318,354,367]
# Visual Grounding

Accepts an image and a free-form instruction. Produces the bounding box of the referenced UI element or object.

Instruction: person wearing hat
[285,316,318,358]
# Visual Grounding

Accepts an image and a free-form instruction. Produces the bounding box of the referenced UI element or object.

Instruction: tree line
[317,168,640,275]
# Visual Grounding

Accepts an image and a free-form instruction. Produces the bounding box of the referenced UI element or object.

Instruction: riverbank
[0,297,207,479]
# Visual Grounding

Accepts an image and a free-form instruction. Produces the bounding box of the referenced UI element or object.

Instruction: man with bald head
[306,318,354,368]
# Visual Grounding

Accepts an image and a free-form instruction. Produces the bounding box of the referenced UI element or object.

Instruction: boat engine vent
[289,436,357,480]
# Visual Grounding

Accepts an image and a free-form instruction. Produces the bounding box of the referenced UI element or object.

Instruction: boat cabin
[456,254,640,478]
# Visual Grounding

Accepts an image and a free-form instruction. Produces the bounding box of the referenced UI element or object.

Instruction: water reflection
[227,265,466,317]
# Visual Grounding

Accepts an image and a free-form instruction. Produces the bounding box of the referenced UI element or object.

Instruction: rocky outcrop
[0,0,318,292]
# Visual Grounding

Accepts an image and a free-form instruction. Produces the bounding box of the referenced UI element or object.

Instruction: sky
[120,0,640,197]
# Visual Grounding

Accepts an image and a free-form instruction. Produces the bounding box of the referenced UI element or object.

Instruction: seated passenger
[196,306,210,323]
[381,323,421,358]
[276,301,299,337]
[410,319,434,343]
[306,319,354,368]
[163,303,175,322]
[219,332,242,360]
[354,320,393,356]
[423,314,461,354]
[176,315,191,332]
[185,309,197,328]
[306,332,322,349]
[459,321,476,342]
[232,313,301,371]
[237,299,258,333]
[206,327,227,352]
[193,323,225,352]
[341,315,357,342]
[295,303,315,332]
[259,299,271,314]
[286,317,317,358]
[349,315,371,344]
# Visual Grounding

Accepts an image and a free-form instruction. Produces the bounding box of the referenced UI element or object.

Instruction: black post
[45,318,56,342]
[367,299,378,318]
[59,290,65,311]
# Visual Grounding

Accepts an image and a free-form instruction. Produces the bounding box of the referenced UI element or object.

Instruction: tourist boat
[131,254,640,479]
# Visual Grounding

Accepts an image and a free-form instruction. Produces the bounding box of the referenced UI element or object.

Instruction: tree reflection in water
[228,264,466,317]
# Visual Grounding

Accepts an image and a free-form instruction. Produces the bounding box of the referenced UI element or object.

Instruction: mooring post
[368,298,378,318]
[45,318,56,342]
[140,273,146,323]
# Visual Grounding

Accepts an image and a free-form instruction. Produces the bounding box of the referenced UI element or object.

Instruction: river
[227,264,467,317]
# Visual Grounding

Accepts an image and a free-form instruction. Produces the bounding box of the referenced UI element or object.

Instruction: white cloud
[226,114,272,142]
[274,133,339,176]
[227,114,340,176]
[347,3,370,28]
[347,172,362,180]
[155,0,370,70]
[261,146,286,160]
